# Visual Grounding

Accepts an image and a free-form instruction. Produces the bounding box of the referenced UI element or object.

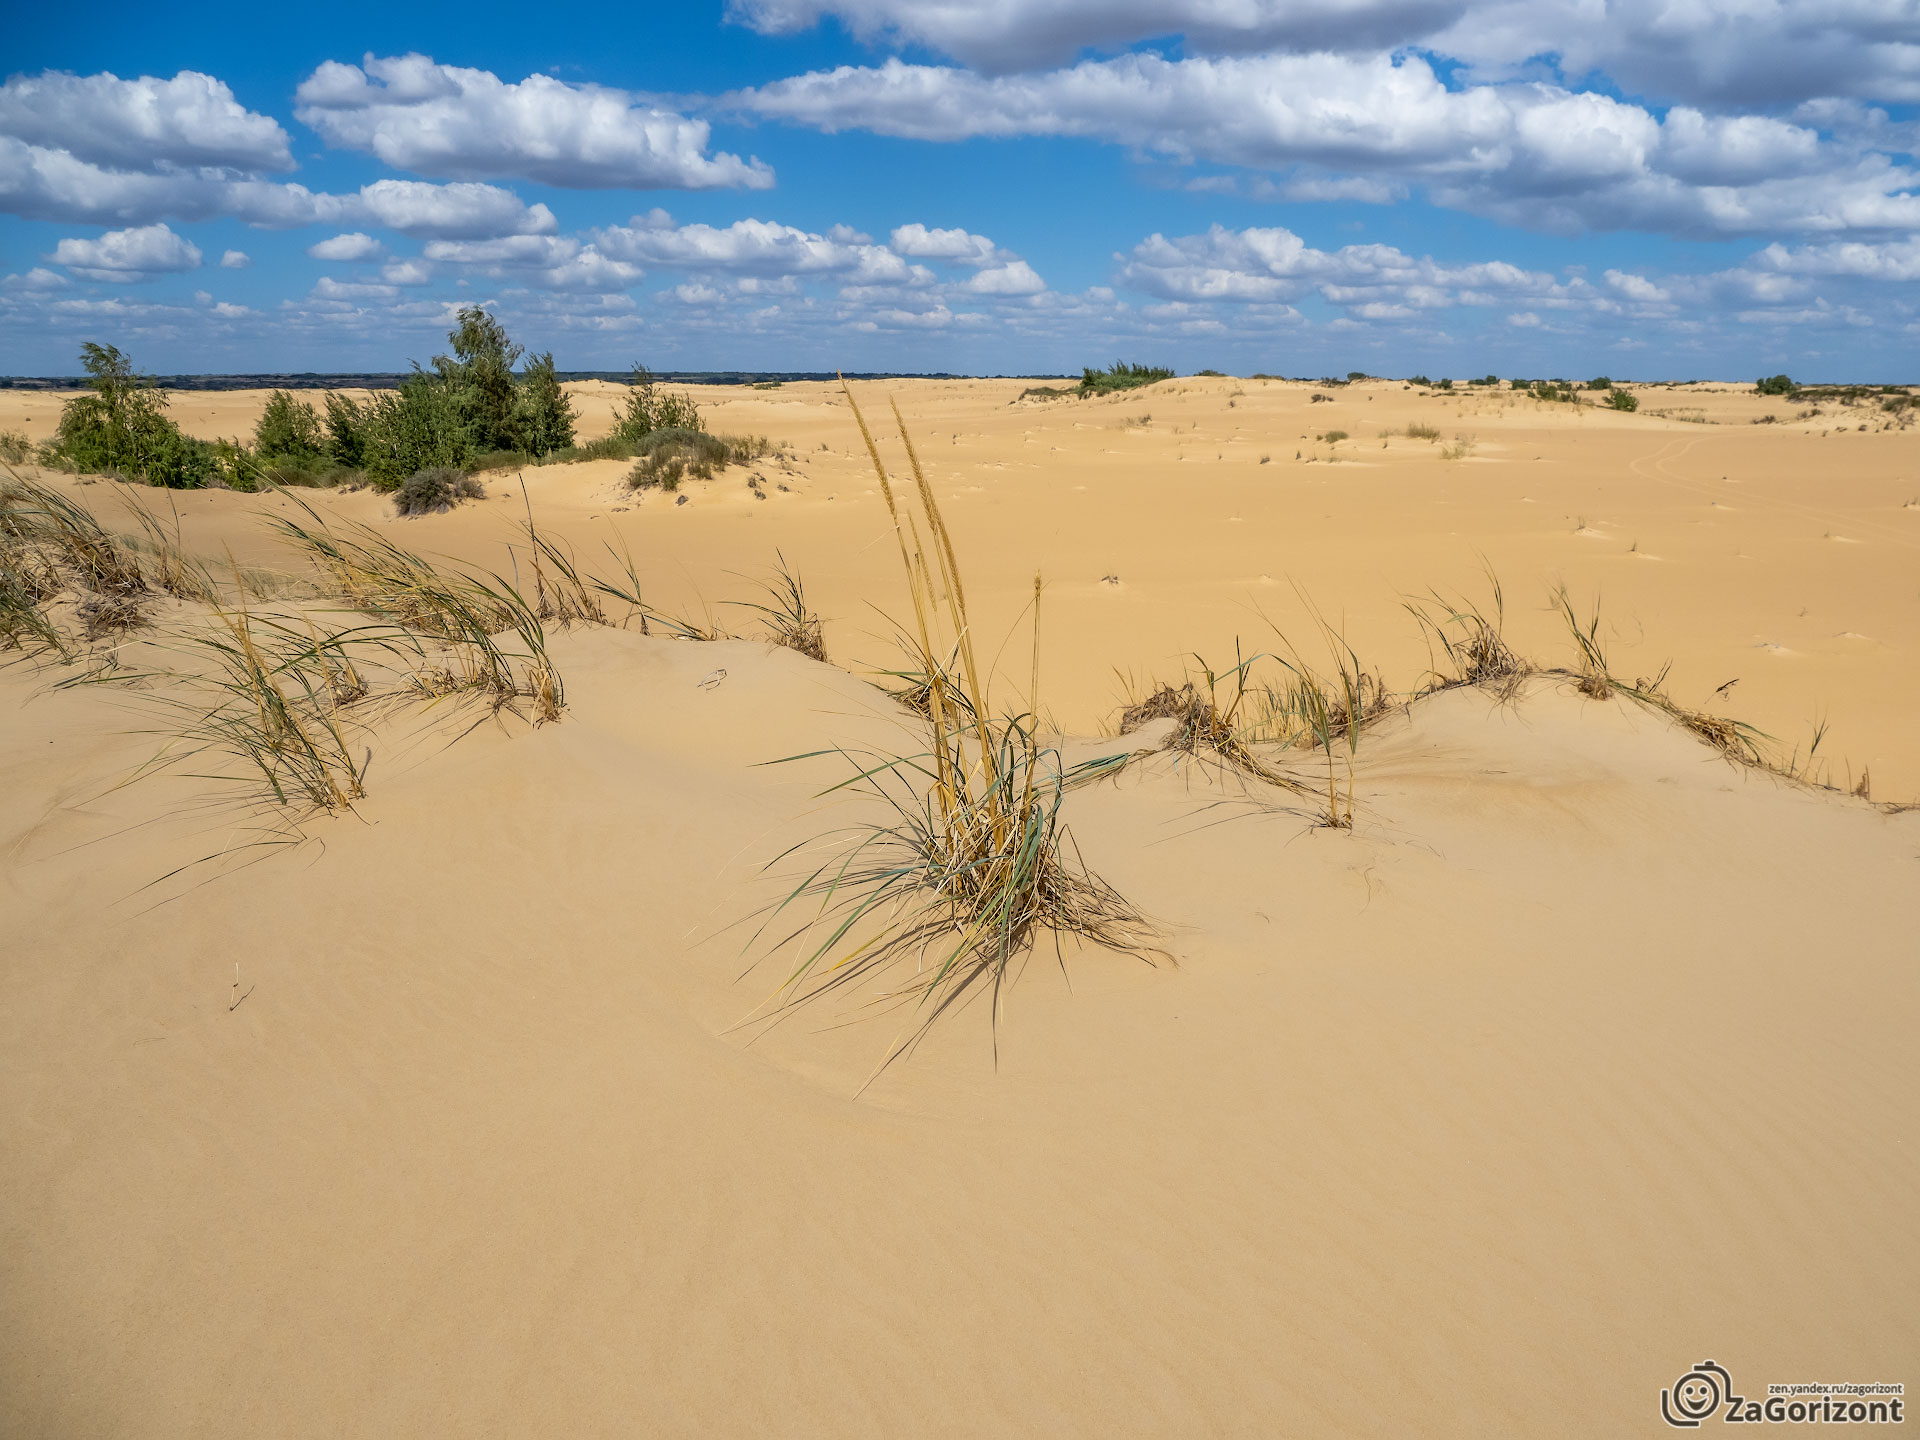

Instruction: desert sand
[1,378,1915,1436]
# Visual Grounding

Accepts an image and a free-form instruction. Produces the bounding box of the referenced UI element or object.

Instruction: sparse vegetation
[1605,387,1639,412]
[1078,362,1173,398]
[1404,422,1442,441]
[1756,374,1796,396]
[0,430,31,465]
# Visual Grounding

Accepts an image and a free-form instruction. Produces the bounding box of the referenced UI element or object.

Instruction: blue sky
[5,0,1920,378]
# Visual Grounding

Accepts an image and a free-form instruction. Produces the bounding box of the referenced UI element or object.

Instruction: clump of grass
[1321,430,1349,444]
[0,430,32,464]
[1116,649,1301,791]
[1548,584,1768,765]
[150,598,388,810]
[1439,435,1475,460]
[1405,566,1524,692]
[394,467,485,516]
[728,552,826,662]
[2,473,147,598]
[269,500,560,718]
[1550,584,1616,699]
[749,382,1156,1078]
[1404,422,1441,441]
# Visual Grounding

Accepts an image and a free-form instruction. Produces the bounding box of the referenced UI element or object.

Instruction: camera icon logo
[1662,1360,1732,1427]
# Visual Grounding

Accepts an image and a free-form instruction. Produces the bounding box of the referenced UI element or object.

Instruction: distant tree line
[30,307,703,492]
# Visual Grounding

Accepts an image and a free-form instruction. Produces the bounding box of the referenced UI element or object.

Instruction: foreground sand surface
[2,379,1916,1435]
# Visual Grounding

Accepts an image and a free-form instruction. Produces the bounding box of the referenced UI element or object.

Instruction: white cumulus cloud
[0,69,292,173]
[307,231,385,262]
[52,222,203,281]
[295,54,774,190]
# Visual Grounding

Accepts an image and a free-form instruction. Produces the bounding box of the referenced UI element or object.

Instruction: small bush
[610,366,701,446]
[1320,430,1349,443]
[628,428,729,490]
[1756,374,1796,396]
[1404,422,1441,441]
[1606,388,1639,412]
[393,467,484,516]
[1586,376,1614,390]
[1408,374,1432,387]
[1078,361,1173,397]
[0,430,31,465]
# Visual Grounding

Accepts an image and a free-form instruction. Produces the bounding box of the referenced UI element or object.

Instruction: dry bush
[393,467,484,516]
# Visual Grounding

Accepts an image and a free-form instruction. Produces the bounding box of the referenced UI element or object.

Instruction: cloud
[889,223,1002,263]
[219,249,251,269]
[52,222,203,281]
[727,0,1463,74]
[307,231,385,262]
[3,267,69,291]
[0,69,292,173]
[595,211,921,285]
[735,53,1920,238]
[295,54,774,190]
[727,0,1920,110]
[419,233,644,290]
[0,134,560,236]
[1117,223,1572,319]
[965,259,1046,294]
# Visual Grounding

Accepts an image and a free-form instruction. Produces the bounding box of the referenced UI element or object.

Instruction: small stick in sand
[229,963,254,1013]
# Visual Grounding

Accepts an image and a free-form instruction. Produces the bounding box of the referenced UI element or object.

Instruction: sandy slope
[1,615,1916,1436]
[4,375,1914,796]
[2,379,1916,1434]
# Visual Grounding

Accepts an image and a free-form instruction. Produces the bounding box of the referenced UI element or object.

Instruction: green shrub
[322,392,370,468]
[1606,388,1639,412]
[1409,374,1432,387]
[46,343,216,486]
[611,366,702,446]
[357,374,474,490]
[1586,376,1614,390]
[1078,362,1173,397]
[254,390,324,461]
[1756,374,1796,396]
[393,466,484,516]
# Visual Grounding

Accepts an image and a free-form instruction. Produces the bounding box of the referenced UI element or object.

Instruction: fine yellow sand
[4,376,1913,795]
[2,380,1916,1435]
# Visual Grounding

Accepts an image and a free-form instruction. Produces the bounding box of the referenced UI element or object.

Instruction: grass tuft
[748,380,1157,1080]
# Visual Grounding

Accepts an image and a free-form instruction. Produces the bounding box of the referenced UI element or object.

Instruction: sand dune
[5,375,1911,795]
[2,380,1916,1435]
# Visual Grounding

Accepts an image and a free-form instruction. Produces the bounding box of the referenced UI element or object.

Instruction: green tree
[433,305,522,452]
[513,352,576,457]
[1756,374,1796,396]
